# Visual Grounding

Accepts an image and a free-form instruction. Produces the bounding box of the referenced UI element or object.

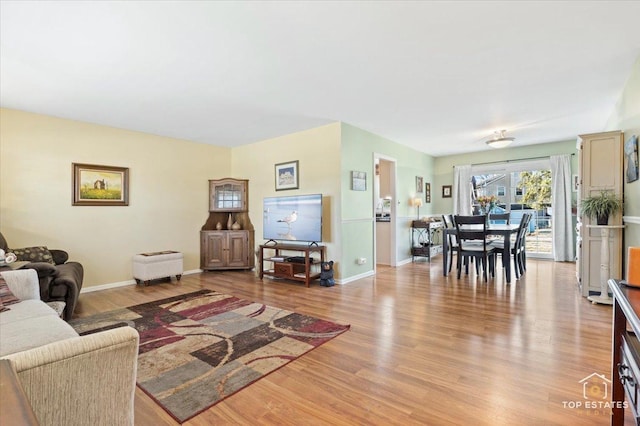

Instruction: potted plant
[580,190,623,225]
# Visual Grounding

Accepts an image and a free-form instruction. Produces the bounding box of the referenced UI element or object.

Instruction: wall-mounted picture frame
[425,183,431,203]
[442,185,452,198]
[351,171,367,191]
[416,176,424,193]
[72,163,129,206]
[275,160,299,191]
[625,134,639,183]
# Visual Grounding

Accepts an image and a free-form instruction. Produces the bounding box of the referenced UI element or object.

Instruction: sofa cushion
[11,246,55,264]
[1,299,58,324]
[0,300,78,356]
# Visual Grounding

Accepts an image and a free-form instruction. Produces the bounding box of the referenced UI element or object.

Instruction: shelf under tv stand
[258,243,326,287]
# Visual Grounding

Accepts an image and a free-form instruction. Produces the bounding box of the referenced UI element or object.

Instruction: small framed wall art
[442,185,452,198]
[72,163,129,206]
[425,183,431,203]
[275,160,299,191]
[351,171,367,191]
[625,134,639,183]
[416,176,424,193]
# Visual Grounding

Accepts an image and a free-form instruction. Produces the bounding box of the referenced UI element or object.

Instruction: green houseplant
[580,190,623,225]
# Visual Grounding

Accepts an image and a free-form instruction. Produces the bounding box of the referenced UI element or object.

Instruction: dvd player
[286,256,307,264]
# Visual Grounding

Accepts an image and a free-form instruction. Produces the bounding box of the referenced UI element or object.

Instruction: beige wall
[0,108,231,288]
[231,123,342,274]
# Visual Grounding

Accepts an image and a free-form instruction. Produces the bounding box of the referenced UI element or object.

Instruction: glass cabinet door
[215,183,241,209]
[209,179,247,212]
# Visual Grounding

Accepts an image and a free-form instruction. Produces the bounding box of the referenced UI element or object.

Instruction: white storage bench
[133,251,183,286]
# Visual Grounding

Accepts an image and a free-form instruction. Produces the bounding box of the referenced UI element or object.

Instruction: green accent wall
[605,55,640,265]
[340,123,435,279]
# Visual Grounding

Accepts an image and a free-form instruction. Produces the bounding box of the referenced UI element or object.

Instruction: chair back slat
[489,213,510,224]
[513,213,531,251]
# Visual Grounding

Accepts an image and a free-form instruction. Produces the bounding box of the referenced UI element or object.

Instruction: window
[470,159,552,258]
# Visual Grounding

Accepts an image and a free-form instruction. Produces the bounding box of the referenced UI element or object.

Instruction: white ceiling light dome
[486,130,515,148]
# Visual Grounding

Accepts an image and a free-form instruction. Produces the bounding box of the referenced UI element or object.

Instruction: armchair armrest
[0,270,40,301]
[51,262,83,320]
[3,327,139,426]
[49,249,69,265]
[20,262,57,279]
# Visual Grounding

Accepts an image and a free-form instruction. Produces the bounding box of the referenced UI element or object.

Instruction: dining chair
[487,212,510,243]
[453,215,497,281]
[441,214,458,273]
[490,213,531,279]
[518,213,532,274]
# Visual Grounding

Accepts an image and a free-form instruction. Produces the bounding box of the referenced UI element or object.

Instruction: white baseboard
[82,267,381,291]
[396,257,413,266]
[337,269,375,285]
[81,269,202,293]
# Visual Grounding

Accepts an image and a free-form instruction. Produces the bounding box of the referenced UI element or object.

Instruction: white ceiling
[1,1,639,156]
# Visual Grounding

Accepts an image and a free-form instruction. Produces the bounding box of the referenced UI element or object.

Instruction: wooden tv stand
[258,243,326,287]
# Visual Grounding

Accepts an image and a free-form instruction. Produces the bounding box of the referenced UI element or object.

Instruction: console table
[609,279,640,425]
[258,243,325,287]
[410,220,442,262]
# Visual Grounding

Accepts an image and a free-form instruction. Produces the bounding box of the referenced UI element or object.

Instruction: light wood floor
[74,259,628,425]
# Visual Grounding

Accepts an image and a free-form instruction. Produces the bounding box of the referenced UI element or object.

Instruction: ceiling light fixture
[486,130,515,148]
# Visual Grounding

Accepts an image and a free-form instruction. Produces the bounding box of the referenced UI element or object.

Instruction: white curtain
[453,165,472,215]
[550,154,575,261]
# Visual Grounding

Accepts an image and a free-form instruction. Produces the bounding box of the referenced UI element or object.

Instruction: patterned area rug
[69,290,350,423]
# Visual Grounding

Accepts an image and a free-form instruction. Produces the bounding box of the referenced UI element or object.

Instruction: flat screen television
[263,194,322,243]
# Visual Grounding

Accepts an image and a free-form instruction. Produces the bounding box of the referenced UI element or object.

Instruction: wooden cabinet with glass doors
[200,178,255,270]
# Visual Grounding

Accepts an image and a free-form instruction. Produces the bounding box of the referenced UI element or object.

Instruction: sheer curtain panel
[550,154,575,261]
[453,165,472,215]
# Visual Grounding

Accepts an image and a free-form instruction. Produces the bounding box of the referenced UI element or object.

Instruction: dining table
[442,223,521,283]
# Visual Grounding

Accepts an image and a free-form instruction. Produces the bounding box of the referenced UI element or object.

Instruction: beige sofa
[0,269,139,426]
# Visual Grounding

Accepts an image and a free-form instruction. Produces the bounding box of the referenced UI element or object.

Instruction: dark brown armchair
[0,232,83,320]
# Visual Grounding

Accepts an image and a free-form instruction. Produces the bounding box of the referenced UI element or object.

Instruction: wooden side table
[587,225,625,305]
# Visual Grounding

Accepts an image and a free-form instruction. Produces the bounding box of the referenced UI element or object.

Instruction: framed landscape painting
[72,163,129,206]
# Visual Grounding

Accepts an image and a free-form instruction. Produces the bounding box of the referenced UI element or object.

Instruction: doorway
[374,154,397,267]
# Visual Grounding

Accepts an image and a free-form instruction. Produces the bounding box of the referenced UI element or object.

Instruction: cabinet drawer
[621,333,640,418]
[274,262,293,277]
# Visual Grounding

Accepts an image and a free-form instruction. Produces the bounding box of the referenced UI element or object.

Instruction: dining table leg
[504,236,512,283]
